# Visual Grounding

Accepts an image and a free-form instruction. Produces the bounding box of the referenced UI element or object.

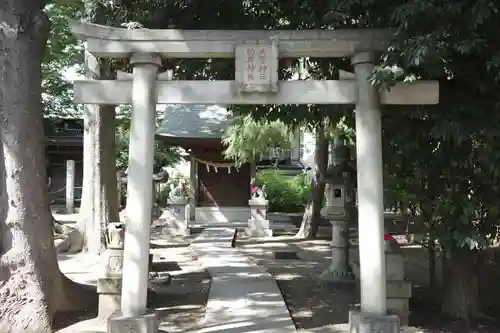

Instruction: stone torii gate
[70,20,438,332]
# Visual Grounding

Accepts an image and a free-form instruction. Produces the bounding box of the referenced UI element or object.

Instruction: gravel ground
[55,229,210,333]
[235,231,500,333]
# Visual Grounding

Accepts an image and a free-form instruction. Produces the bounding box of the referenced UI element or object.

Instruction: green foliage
[156,185,170,207]
[223,114,293,165]
[255,169,309,213]
[314,0,500,262]
[370,0,500,257]
[115,106,181,172]
[40,0,500,318]
[43,1,84,117]
[45,0,500,260]
[156,172,191,206]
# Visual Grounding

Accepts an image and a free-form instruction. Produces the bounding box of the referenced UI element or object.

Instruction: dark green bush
[255,169,309,213]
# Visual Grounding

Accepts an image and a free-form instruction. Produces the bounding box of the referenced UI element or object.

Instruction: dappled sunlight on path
[190,228,297,333]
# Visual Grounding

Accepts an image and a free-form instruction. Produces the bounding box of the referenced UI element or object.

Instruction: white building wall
[301,129,316,169]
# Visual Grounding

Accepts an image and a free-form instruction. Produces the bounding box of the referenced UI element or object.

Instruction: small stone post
[245,197,272,237]
[65,160,75,213]
[189,155,197,221]
[97,222,125,319]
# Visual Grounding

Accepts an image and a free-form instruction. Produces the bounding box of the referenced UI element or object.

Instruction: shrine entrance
[154,103,253,222]
[70,20,438,332]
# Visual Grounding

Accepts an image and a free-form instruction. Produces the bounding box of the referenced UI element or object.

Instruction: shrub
[255,169,309,213]
[156,172,191,207]
[156,184,170,206]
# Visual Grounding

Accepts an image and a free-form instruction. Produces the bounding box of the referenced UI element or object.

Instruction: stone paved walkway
[190,228,297,333]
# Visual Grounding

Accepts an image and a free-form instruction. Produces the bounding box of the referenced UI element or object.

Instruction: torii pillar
[108,53,161,332]
[349,52,399,330]
[353,52,387,314]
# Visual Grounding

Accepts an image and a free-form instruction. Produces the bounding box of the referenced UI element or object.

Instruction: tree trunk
[441,249,480,323]
[101,107,120,225]
[78,48,103,255]
[0,3,96,330]
[77,0,119,254]
[0,4,55,331]
[77,49,119,254]
[427,236,437,291]
[296,125,328,239]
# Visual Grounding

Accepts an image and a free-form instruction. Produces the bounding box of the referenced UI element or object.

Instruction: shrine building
[155,104,302,223]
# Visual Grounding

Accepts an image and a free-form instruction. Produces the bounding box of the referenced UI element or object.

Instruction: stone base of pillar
[107,310,159,333]
[348,311,400,333]
[387,280,412,325]
[245,219,272,237]
[97,277,122,320]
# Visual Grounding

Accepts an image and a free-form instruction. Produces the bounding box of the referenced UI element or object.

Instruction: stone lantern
[319,142,355,281]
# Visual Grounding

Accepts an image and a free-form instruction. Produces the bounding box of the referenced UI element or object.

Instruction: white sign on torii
[69,20,438,327]
[234,39,279,93]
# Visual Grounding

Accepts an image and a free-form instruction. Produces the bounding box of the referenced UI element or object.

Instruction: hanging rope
[48,186,83,195]
[47,160,84,167]
[193,157,240,174]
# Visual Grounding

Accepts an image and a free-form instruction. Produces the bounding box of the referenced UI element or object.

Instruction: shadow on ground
[236,228,500,333]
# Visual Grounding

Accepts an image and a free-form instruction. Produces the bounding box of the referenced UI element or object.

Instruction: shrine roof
[156,104,231,140]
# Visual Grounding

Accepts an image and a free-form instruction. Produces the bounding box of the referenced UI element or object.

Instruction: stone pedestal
[385,238,412,325]
[98,277,122,319]
[245,198,272,237]
[161,198,189,236]
[350,235,412,325]
[319,216,354,282]
[98,222,125,319]
[348,311,400,333]
[103,248,125,276]
[107,310,159,333]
